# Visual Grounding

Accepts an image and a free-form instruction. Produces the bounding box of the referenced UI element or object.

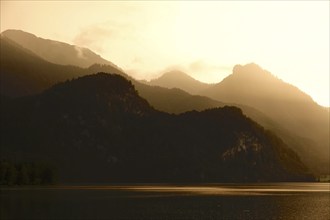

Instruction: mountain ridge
[1,73,314,183]
[0,33,225,114]
[2,29,120,69]
[1,30,328,175]
[0,35,85,97]
[212,63,316,104]
[200,63,329,174]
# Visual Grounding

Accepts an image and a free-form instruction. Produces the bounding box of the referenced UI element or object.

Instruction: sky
[1,1,329,107]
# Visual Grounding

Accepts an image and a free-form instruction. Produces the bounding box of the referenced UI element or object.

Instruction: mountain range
[153,63,329,174]
[1,30,224,114]
[0,29,328,182]
[0,73,313,182]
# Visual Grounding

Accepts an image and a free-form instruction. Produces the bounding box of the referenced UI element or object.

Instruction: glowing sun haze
[1,1,329,106]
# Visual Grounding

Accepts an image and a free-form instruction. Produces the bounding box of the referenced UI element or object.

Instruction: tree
[0,161,9,184]
[5,164,18,185]
[41,167,57,184]
[17,164,30,185]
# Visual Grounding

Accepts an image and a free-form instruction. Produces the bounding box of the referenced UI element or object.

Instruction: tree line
[0,160,57,185]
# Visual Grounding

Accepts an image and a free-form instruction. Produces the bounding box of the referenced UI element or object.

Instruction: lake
[1,183,329,220]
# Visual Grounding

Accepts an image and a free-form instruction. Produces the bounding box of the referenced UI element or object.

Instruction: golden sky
[1,1,329,106]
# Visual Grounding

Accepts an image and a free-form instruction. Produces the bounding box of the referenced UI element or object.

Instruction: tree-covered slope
[1,73,314,183]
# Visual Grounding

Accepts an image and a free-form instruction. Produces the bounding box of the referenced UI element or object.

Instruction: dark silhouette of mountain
[1,30,326,176]
[2,29,118,69]
[0,32,224,114]
[0,73,314,183]
[148,70,211,94]
[201,63,329,174]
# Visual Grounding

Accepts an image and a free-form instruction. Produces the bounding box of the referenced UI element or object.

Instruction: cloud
[158,60,231,83]
[74,46,86,59]
[184,60,231,83]
[73,24,115,53]
[73,19,137,52]
[72,20,144,72]
[188,60,231,73]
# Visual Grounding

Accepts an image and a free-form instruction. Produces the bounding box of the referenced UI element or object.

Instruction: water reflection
[1,183,329,220]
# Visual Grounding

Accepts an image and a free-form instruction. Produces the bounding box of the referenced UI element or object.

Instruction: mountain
[148,70,211,94]
[0,73,314,183]
[201,63,329,174]
[0,35,127,97]
[2,29,119,69]
[2,30,326,175]
[0,30,224,114]
[134,82,224,113]
[0,35,84,97]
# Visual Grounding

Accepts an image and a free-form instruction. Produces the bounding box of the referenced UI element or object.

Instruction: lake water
[1,183,329,220]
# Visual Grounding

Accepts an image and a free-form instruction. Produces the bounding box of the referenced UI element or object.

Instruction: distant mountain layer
[134,82,224,113]
[148,70,211,95]
[150,64,329,174]
[0,33,224,114]
[0,73,314,183]
[202,63,328,141]
[2,29,118,68]
[200,63,329,174]
[0,35,83,97]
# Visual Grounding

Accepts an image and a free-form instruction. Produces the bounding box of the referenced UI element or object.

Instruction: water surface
[1,183,329,219]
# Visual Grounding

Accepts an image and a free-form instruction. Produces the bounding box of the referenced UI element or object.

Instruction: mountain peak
[233,62,261,72]
[42,72,153,116]
[161,70,193,78]
[214,63,315,104]
[149,70,210,94]
[232,63,274,80]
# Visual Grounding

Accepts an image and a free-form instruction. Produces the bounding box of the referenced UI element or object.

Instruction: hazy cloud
[73,24,114,53]
[73,19,136,52]
[188,60,231,73]
[74,46,86,59]
[148,60,232,83]
[160,60,231,83]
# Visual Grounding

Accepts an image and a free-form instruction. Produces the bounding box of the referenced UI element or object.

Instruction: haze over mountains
[202,63,328,149]
[149,70,211,95]
[1,30,224,114]
[1,35,83,97]
[2,29,117,68]
[0,29,328,182]
[153,63,329,174]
